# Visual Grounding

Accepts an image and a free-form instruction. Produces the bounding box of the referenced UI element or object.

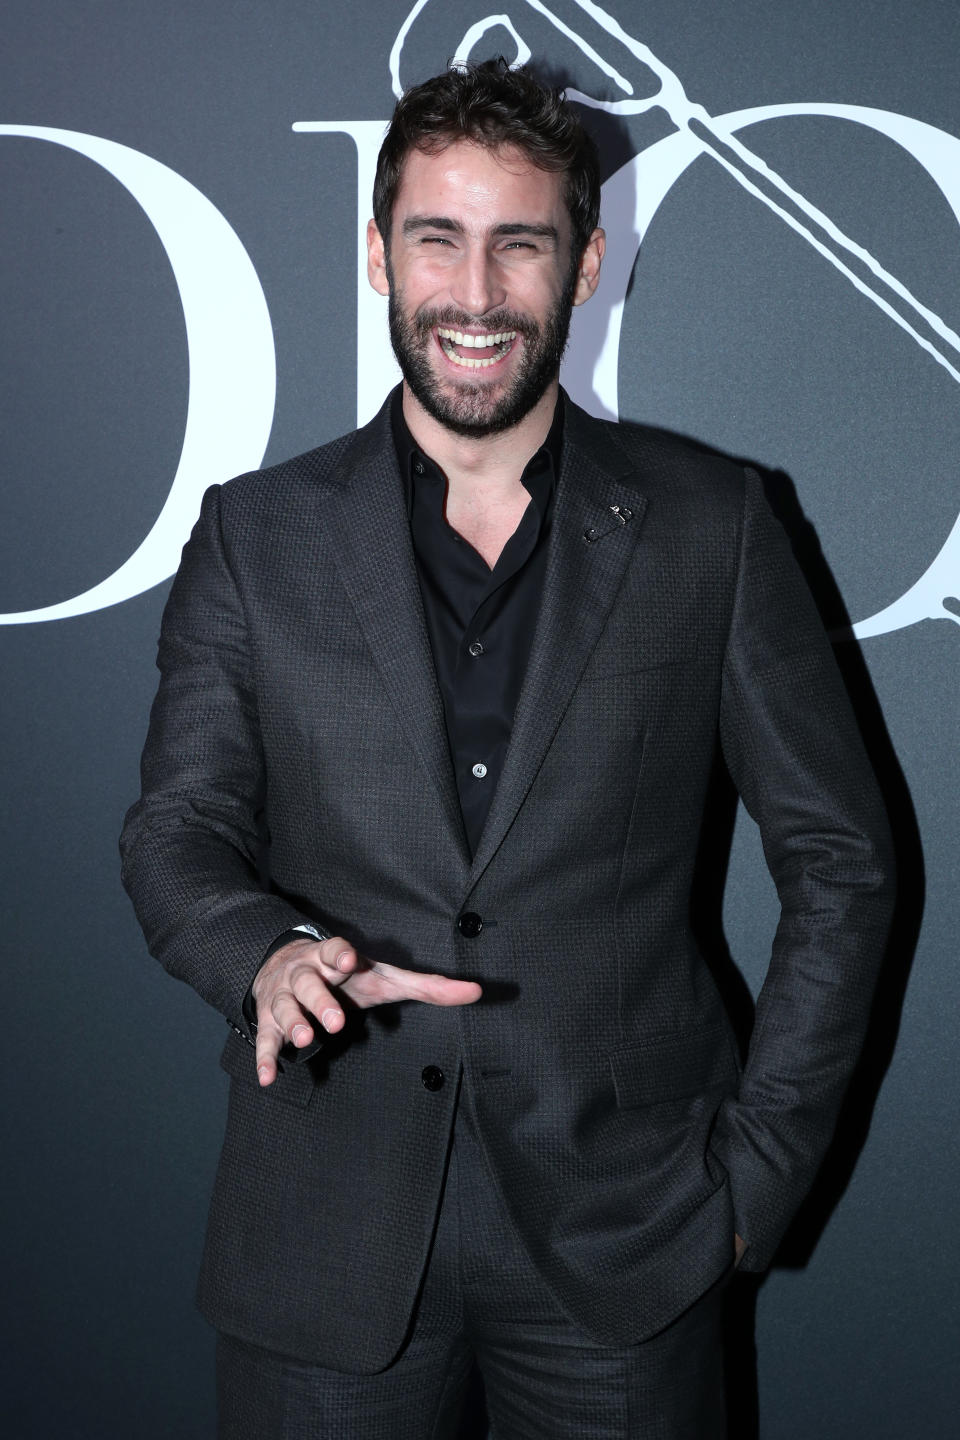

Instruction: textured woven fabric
[215,1101,726,1439]
[121,391,895,1370]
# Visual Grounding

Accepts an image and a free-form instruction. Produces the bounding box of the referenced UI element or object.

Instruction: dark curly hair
[373,59,600,262]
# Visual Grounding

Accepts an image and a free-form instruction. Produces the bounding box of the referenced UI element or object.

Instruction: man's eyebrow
[491,222,559,242]
[402,215,463,235]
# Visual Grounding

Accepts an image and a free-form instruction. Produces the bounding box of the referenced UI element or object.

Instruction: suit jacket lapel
[468,402,648,884]
[315,398,472,872]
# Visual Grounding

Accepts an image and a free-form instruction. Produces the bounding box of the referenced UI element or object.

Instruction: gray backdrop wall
[2,2,957,1436]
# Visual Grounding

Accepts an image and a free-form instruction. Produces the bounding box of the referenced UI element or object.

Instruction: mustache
[412,306,538,338]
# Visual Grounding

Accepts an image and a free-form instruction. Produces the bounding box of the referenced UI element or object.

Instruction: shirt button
[457,912,483,939]
[413,460,424,475]
[468,640,484,657]
[472,763,488,779]
[421,1065,444,1092]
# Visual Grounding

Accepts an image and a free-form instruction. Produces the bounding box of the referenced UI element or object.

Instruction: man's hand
[250,934,482,1086]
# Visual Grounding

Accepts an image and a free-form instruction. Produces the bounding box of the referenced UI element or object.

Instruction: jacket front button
[421,1066,444,1092]
[457,912,483,938]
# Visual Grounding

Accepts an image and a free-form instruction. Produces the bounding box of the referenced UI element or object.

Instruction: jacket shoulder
[215,391,396,520]
[610,418,747,506]
[565,400,748,519]
[219,428,364,510]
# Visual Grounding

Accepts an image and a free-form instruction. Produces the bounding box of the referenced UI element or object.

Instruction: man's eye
[422,236,453,246]
[503,240,536,250]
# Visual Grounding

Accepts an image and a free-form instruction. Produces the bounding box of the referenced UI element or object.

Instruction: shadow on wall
[762,460,921,1236]
[756,465,923,1242]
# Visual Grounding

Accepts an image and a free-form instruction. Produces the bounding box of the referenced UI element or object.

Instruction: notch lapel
[315,401,471,873]
[468,404,648,884]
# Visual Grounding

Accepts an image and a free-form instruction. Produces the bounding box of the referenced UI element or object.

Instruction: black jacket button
[457,912,483,938]
[421,1066,444,1092]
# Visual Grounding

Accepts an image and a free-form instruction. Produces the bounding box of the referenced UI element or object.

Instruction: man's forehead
[394,139,566,216]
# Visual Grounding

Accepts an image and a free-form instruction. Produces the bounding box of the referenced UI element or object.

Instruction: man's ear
[367,219,390,296]
[571,228,606,306]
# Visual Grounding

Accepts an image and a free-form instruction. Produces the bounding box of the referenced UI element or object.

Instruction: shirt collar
[390,385,563,519]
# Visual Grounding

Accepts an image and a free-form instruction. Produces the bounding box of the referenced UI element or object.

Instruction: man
[121,60,894,1438]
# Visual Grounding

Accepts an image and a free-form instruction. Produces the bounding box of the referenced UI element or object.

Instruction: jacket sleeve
[711,468,896,1270]
[120,483,316,1043]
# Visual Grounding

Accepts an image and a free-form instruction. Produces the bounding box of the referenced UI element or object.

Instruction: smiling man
[121,60,894,1440]
[376,139,593,441]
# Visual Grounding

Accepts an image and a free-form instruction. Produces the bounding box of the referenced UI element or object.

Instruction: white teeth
[446,351,492,368]
[437,328,517,348]
[437,329,519,367]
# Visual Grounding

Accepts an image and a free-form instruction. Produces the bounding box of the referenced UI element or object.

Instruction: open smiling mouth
[436,327,518,370]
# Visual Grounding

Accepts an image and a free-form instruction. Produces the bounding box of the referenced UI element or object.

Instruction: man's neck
[401,381,558,501]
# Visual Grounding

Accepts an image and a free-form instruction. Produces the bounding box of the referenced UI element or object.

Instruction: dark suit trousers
[216,1097,727,1440]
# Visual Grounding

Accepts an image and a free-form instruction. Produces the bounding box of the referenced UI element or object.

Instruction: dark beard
[386,270,576,439]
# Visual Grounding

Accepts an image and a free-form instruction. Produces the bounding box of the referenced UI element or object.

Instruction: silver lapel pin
[583,505,634,544]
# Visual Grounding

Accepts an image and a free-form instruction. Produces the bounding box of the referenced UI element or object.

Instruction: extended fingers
[347,960,482,1008]
[399,972,483,1006]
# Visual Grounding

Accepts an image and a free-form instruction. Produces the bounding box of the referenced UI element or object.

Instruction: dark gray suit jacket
[121,392,894,1370]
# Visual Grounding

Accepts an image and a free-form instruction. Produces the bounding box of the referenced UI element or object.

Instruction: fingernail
[322,1008,342,1030]
[257,1066,270,1085]
[292,1024,310,1045]
[336,951,352,971]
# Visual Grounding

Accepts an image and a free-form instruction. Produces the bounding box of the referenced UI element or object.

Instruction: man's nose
[450,248,506,318]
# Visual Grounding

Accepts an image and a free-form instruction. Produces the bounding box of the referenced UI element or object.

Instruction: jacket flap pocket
[609,1024,738,1108]
[219,1029,316,1108]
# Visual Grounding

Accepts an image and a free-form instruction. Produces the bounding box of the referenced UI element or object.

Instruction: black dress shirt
[392,390,561,856]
